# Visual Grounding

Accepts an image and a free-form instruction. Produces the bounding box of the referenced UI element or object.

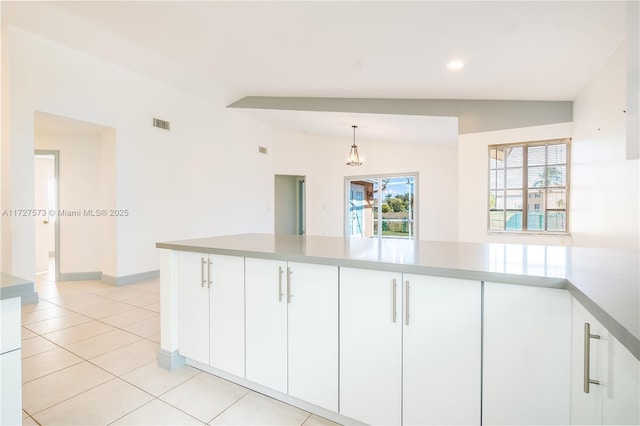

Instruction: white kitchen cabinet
[177,251,210,364]
[403,274,481,425]
[571,298,640,425]
[340,270,481,426]
[287,261,338,411]
[245,257,288,393]
[340,267,403,426]
[209,254,245,377]
[0,297,21,426]
[571,300,604,424]
[245,258,338,411]
[178,251,245,375]
[0,349,21,425]
[602,337,640,425]
[0,297,20,354]
[160,235,640,426]
[483,282,572,425]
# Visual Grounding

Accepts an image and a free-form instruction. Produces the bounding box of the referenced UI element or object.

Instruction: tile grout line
[203,387,253,425]
[25,278,334,426]
[24,281,163,424]
[23,293,160,349]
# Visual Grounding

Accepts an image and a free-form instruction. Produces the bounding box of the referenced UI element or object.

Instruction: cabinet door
[403,275,481,425]
[483,282,571,425]
[245,257,288,393]
[209,254,245,378]
[287,262,338,412]
[0,297,20,354]
[177,251,209,364]
[572,297,640,425]
[601,330,640,424]
[340,267,402,426]
[571,299,603,424]
[0,349,21,426]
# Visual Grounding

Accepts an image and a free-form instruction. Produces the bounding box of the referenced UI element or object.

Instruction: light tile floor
[22,272,340,426]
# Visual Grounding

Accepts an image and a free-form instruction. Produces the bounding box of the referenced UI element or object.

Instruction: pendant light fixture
[346,125,363,166]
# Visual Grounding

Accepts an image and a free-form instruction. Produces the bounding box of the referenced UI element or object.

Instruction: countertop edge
[566,282,640,361]
[156,241,568,288]
[156,240,640,361]
[0,273,38,303]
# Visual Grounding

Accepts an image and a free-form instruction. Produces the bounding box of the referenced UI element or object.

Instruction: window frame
[487,138,571,235]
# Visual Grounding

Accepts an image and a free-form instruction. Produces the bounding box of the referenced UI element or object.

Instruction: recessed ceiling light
[447,61,464,70]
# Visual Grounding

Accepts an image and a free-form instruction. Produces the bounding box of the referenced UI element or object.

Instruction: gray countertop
[157,233,639,360]
[0,272,37,303]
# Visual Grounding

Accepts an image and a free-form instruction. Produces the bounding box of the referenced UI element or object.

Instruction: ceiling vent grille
[153,118,170,130]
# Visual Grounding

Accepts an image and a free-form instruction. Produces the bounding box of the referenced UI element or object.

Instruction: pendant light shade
[346,125,363,166]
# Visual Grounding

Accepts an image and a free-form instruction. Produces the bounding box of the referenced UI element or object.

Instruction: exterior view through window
[488,139,570,233]
[346,174,417,239]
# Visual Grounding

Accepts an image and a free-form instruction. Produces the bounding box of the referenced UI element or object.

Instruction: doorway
[34,150,59,281]
[274,175,305,235]
[345,173,418,240]
[34,111,116,283]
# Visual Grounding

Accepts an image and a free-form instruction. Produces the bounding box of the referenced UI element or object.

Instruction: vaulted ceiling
[2,1,627,144]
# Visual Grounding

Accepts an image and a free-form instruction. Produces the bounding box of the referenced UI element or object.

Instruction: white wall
[2,26,277,280]
[571,41,639,249]
[626,0,639,160]
[273,130,459,241]
[34,131,106,275]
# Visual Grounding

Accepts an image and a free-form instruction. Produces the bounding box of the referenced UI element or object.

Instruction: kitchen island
[156,234,639,425]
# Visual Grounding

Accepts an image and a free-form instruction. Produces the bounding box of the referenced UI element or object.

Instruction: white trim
[157,349,185,371]
[58,271,101,281]
[101,270,159,286]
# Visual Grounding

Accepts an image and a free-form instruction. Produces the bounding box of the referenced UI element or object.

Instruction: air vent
[153,118,170,130]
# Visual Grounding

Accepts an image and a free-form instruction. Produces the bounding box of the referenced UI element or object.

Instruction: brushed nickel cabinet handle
[392,279,397,323]
[201,257,206,288]
[278,266,284,302]
[405,280,410,326]
[584,322,601,393]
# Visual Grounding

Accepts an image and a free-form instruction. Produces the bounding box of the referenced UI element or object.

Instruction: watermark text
[2,209,130,217]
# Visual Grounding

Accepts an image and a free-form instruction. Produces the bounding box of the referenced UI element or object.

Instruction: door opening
[275,175,305,235]
[345,173,418,240]
[34,150,59,281]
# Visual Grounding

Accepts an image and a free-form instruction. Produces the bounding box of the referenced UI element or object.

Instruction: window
[346,174,417,240]
[488,139,570,233]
